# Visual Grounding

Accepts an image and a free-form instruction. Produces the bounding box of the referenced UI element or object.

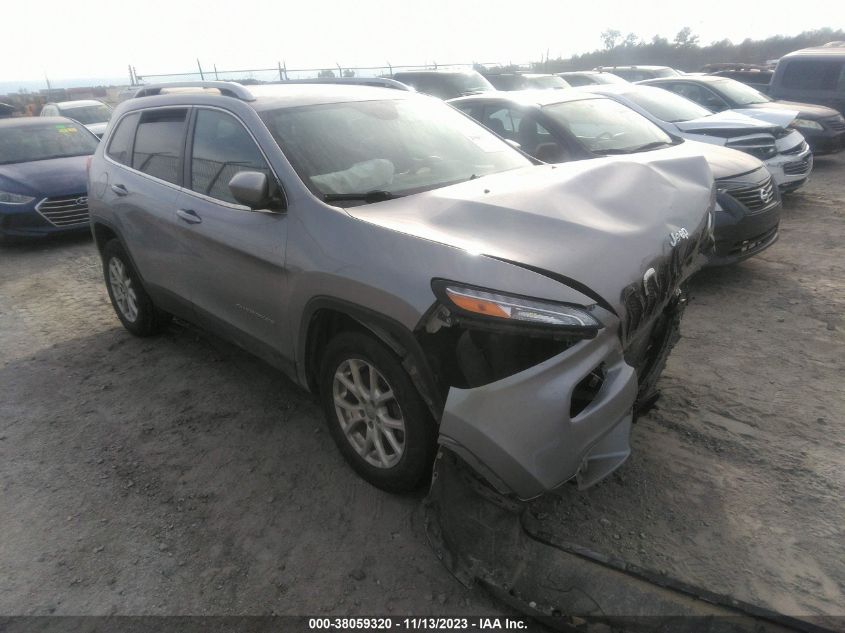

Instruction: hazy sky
[2,0,842,82]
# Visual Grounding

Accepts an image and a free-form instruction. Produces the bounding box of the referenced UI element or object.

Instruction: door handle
[176,208,202,224]
[111,184,128,196]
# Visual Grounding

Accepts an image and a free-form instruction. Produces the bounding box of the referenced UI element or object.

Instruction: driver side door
[173,107,290,368]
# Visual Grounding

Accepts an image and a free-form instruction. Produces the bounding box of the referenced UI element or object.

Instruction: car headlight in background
[0,190,36,205]
[433,280,602,335]
[791,118,823,131]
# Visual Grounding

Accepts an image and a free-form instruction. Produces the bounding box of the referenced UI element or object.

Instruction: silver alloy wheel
[108,256,139,323]
[332,358,406,469]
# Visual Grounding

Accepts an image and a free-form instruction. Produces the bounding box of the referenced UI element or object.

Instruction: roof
[598,65,674,71]
[781,45,845,58]
[0,116,77,128]
[644,76,725,85]
[49,99,106,108]
[128,82,417,112]
[449,89,604,108]
[392,70,477,76]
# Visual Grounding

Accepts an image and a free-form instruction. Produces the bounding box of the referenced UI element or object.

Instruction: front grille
[782,141,808,155]
[826,116,845,132]
[784,157,812,176]
[621,226,702,342]
[725,136,778,160]
[720,176,777,213]
[35,194,90,227]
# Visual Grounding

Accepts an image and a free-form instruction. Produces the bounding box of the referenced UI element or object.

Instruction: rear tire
[318,331,437,493]
[102,239,171,337]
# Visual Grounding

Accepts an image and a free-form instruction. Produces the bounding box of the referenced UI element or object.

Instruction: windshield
[526,75,570,89]
[260,97,532,200]
[61,103,112,125]
[623,87,712,122]
[451,71,495,94]
[711,79,771,105]
[0,122,99,164]
[543,98,673,154]
[654,68,680,78]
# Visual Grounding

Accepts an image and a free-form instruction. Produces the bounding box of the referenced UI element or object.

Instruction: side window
[782,60,845,91]
[106,113,139,166]
[189,109,271,205]
[132,109,188,185]
[482,105,521,140]
[665,83,726,110]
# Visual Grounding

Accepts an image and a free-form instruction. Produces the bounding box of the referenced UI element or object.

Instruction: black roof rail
[133,81,255,101]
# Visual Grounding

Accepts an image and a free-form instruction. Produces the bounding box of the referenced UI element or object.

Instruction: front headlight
[0,190,36,205]
[433,280,602,335]
[791,118,823,131]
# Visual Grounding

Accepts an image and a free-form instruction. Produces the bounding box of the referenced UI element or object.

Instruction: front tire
[102,239,170,337]
[319,331,437,493]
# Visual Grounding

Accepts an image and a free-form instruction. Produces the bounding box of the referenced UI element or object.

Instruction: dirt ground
[1,154,843,618]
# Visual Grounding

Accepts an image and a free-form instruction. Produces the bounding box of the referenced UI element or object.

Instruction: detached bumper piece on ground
[425,450,839,633]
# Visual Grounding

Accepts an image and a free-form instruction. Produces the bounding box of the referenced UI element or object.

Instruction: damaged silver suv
[88,81,714,499]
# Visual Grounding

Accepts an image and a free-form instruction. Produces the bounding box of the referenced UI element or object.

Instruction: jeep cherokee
[88,81,714,499]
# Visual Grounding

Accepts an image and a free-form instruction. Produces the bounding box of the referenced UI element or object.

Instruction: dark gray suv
[88,81,714,499]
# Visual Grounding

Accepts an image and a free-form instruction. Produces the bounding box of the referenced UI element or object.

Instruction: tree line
[532,27,845,73]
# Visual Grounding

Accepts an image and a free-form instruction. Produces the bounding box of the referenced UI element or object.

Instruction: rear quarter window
[131,109,188,184]
[106,113,139,166]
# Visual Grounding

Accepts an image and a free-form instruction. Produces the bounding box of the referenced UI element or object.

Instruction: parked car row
[0,70,835,498]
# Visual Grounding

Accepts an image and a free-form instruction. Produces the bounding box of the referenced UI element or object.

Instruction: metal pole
[132,66,139,85]
[278,61,284,81]
[214,64,219,80]
[387,61,392,77]
[128,65,134,86]
[197,59,205,80]
[336,62,342,77]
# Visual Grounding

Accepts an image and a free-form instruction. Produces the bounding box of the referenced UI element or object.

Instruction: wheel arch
[299,297,444,419]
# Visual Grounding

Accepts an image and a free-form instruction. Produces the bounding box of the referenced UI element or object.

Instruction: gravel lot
[1,153,843,618]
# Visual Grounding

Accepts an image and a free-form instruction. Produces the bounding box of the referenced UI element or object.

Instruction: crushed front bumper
[765,141,813,191]
[437,322,637,501]
[708,200,781,266]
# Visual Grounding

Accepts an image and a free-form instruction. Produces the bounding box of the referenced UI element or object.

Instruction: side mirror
[228,171,283,210]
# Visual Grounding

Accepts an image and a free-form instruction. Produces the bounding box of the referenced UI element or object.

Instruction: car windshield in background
[526,76,569,89]
[654,68,680,78]
[623,88,712,122]
[260,98,531,200]
[543,98,673,154]
[0,122,99,164]
[711,79,771,105]
[62,104,112,125]
[452,72,495,94]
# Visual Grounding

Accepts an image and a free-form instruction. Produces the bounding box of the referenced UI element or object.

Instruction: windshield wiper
[323,190,399,203]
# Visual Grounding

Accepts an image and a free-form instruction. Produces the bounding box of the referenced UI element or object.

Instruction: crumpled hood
[0,155,89,198]
[346,152,713,316]
[728,107,799,127]
[675,109,790,132]
[678,140,764,179]
[738,100,841,120]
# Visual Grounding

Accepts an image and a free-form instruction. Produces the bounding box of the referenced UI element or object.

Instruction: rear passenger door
[174,107,288,363]
[102,108,192,312]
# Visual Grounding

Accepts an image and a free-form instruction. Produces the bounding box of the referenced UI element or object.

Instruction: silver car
[87,81,714,499]
[578,83,813,192]
[40,99,113,138]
